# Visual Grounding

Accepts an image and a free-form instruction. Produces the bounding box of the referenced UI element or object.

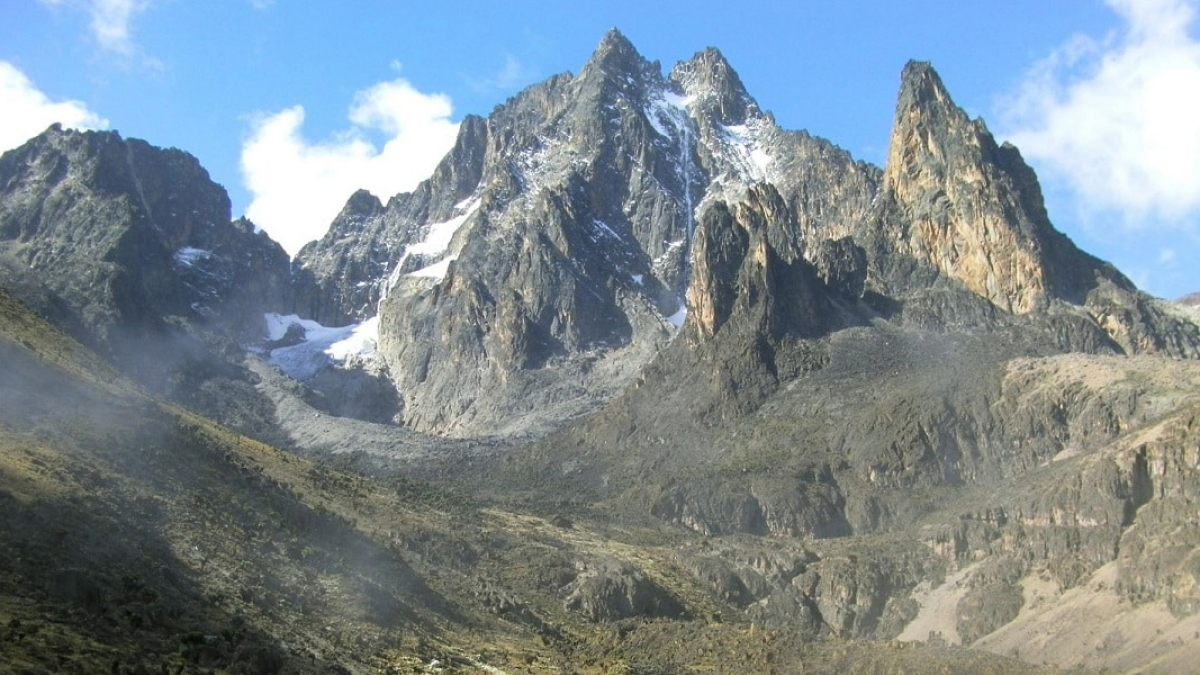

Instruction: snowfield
[262,313,379,380]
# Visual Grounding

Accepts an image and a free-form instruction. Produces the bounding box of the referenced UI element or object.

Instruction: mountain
[293,30,1198,440]
[3,28,1200,674]
[0,124,292,393]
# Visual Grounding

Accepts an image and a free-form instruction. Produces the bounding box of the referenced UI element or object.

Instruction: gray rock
[563,558,686,622]
[0,125,291,355]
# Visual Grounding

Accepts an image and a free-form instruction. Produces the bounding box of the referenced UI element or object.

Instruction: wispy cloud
[0,61,108,152]
[240,76,460,256]
[39,0,153,57]
[999,0,1200,228]
[468,54,533,93]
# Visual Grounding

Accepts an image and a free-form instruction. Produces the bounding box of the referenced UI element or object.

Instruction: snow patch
[513,136,568,195]
[385,195,481,289]
[645,88,693,139]
[407,196,480,259]
[667,301,687,328]
[173,246,212,266]
[592,218,621,240]
[262,313,379,381]
[719,123,772,182]
[408,256,456,279]
[644,86,697,243]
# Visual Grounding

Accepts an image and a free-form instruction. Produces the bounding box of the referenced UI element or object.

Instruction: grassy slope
[0,287,1078,673]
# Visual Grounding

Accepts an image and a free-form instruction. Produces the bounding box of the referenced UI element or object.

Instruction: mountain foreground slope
[0,285,1076,673]
[3,29,1200,674]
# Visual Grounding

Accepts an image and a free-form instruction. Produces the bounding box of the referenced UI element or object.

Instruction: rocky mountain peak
[895,60,952,113]
[670,47,756,125]
[685,184,830,340]
[343,188,384,217]
[580,28,653,83]
[0,124,292,360]
[324,189,383,238]
[881,60,1066,314]
[872,61,1199,357]
[282,32,1200,440]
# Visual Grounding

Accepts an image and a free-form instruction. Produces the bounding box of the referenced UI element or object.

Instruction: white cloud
[999,0,1200,226]
[39,0,152,56]
[468,54,532,92]
[240,77,460,256]
[0,61,108,153]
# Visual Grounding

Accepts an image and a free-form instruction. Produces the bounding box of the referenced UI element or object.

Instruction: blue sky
[3,1,1198,299]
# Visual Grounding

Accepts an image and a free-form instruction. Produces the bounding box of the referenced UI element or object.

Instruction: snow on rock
[408,256,456,279]
[264,313,322,341]
[645,86,697,242]
[173,246,212,266]
[646,89,693,139]
[592,218,621,240]
[406,195,480,260]
[262,312,379,381]
[385,196,481,291]
[666,301,687,329]
[718,122,772,183]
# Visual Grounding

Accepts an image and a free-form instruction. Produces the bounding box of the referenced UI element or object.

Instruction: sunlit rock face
[881,61,1085,315]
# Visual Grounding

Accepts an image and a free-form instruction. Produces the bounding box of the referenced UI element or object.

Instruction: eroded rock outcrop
[563,558,687,622]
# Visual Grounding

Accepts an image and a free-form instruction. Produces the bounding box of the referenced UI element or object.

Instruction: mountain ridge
[288,34,1199,439]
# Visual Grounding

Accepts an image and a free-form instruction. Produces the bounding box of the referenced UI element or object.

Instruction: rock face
[870,62,1198,357]
[0,125,292,357]
[3,30,1200,675]
[878,62,1096,314]
[291,31,871,437]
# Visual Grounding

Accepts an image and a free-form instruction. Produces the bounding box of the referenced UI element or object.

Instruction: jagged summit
[280,32,1200,437]
[0,124,294,412]
[0,125,290,344]
[589,27,642,67]
[882,60,1118,317]
[577,28,663,99]
[895,60,951,109]
[7,31,1194,441]
[670,46,757,125]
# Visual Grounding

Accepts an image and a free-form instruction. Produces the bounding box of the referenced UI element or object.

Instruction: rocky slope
[3,285,1072,674]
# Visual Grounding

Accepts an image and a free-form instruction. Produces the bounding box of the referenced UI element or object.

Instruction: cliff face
[879,62,1070,314]
[287,34,858,436]
[872,62,1199,357]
